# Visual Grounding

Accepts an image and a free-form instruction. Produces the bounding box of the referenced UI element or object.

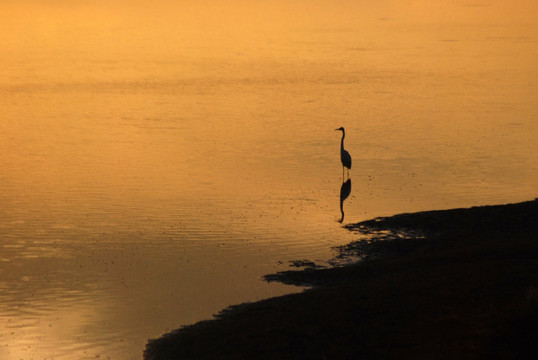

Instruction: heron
[335,127,352,179]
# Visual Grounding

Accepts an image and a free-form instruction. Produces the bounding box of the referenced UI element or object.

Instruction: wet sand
[144,199,538,359]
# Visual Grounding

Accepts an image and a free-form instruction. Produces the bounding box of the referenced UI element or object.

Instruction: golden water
[1,1,537,358]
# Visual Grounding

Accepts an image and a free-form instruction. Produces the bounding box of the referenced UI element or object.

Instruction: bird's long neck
[340,131,345,150]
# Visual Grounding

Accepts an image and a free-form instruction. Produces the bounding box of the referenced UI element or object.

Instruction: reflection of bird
[335,127,352,179]
[339,178,352,223]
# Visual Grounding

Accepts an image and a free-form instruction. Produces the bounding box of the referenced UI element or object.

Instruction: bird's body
[336,127,352,179]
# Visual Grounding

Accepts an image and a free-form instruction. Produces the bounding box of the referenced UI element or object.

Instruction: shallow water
[1,1,537,358]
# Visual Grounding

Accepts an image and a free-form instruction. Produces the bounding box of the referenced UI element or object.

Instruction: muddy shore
[144,199,538,359]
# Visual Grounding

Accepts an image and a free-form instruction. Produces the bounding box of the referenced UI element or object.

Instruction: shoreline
[144,199,538,359]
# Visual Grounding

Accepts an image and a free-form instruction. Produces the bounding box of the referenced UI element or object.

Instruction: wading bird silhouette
[335,127,352,179]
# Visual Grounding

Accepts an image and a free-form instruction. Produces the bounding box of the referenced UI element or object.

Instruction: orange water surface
[1,1,537,358]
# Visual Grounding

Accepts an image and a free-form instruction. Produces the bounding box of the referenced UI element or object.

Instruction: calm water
[1,1,537,358]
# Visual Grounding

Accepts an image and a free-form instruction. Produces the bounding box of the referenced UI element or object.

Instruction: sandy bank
[144,199,538,359]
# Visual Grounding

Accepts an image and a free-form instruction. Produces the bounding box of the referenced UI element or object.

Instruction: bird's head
[335,127,345,132]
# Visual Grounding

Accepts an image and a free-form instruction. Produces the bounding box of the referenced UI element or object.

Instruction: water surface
[1,1,537,359]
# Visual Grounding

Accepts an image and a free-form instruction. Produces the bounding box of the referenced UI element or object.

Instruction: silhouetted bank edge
[144,199,538,360]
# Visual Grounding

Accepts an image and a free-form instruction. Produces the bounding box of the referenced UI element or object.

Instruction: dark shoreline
[144,199,538,359]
